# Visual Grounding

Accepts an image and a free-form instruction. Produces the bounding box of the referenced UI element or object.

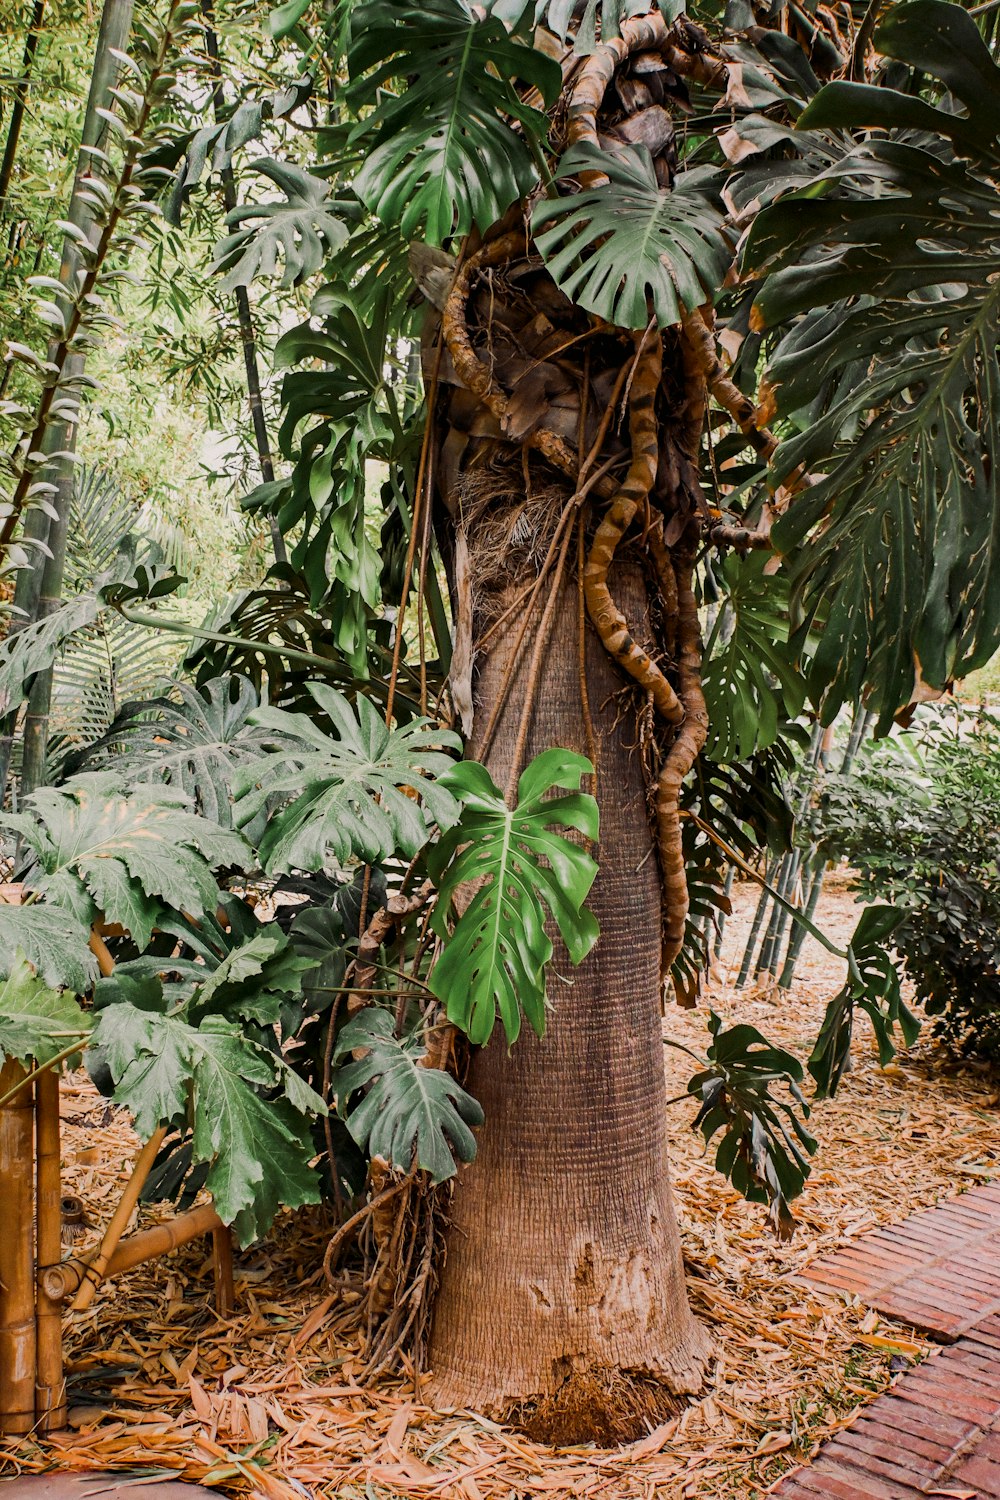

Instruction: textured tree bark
[428,563,710,1436]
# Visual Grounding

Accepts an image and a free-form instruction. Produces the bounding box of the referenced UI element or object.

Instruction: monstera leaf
[685,1011,817,1238]
[745,0,1000,727]
[76,676,273,830]
[0,959,90,1068]
[347,0,561,245]
[233,684,461,872]
[428,750,600,1046]
[702,552,806,761]
[332,1008,483,1183]
[533,144,729,330]
[809,905,920,1099]
[93,999,323,1245]
[212,159,348,292]
[3,773,249,949]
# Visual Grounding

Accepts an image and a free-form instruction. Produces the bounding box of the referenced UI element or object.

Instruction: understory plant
[805,705,1000,1065]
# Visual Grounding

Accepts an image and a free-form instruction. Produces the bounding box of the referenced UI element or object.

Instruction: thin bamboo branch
[42,1200,224,1303]
[70,1125,168,1311]
[201,5,286,568]
[0,1059,36,1435]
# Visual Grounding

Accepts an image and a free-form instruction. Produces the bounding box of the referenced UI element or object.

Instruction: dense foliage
[3,0,1000,1279]
[806,708,1000,1064]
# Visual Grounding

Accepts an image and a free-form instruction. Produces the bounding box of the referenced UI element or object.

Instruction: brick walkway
[773,1185,1000,1498]
[801,1182,1000,1339]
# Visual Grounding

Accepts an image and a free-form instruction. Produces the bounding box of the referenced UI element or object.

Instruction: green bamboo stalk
[735,864,771,988]
[776,705,874,988]
[712,864,735,959]
[18,0,137,796]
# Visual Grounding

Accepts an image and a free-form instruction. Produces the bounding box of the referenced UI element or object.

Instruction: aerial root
[682,307,777,461]
[567,12,728,172]
[323,1164,446,1384]
[655,551,708,984]
[440,233,607,493]
[583,331,684,725]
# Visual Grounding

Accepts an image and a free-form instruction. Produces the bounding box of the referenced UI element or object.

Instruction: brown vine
[655,551,709,980]
[583,331,684,725]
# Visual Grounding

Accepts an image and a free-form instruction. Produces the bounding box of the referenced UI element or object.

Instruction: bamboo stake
[34,1068,66,1430]
[42,1201,223,1303]
[70,1125,168,1312]
[0,1060,35,1435]
[212,1225,235,1318]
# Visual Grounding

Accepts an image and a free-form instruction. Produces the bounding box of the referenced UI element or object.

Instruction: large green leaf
[0,907,97,993]
[332,1008,482,1183]
[808,905,920,1099]
[233,683,461,872]
[76,676,274,831]
[94,1000,324,1246]
[0,543,183,718]
[685,1010,817,1238]
[5,773,249,949]
[0,958,90,1067]
[702,552,806,761]
[347,0,561,245]
[745,0,1000,727]
[533,144,729,331]
[211,160,348,292]
[428,750,600,1046]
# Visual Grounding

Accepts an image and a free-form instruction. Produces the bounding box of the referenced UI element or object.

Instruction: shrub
[807,705,1000,1062]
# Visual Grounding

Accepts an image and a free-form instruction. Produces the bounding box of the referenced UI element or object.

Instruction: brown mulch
[2,875,998,1499]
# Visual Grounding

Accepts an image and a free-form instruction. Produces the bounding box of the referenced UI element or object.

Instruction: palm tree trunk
[428,563,710,1439]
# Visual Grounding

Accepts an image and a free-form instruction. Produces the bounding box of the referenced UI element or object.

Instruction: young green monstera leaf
[428,749,600,1046]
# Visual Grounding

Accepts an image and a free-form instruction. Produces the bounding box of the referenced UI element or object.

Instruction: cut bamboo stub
[213,1224,236,1318]
[0,1059,36,1435]
[43,1200,224,1303]
[70,1125,168,1312]
[35,1067,66,1430]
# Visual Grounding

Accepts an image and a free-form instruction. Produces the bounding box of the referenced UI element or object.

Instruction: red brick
[825,1431,937,1484]
[873,1393,973,1443]
[800,1457,916,1497]
[952,1453,1000,1495]
[850,1415,956,1463]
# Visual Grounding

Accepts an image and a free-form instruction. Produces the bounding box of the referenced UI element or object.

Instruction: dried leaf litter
[2,875,997,1500]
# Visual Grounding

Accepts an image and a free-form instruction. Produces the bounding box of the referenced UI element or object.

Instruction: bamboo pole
[70,1125,168,1312]
[34,1067,66,1430]
[0,1060,35,1435]
[212,1225,235,1318]
[42,1201,223,1303]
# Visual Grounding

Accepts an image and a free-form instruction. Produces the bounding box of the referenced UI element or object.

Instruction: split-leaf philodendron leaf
[333,1008,483,1183]
[428,749,600,1046]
